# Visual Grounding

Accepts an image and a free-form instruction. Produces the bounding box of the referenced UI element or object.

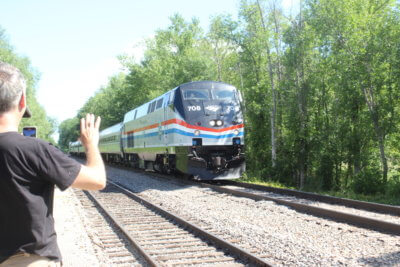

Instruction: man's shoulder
[0,132,53,151]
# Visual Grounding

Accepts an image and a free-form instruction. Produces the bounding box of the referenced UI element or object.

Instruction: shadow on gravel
[73,157,192,193]
[105,165,195,193]
[359,251,400,266]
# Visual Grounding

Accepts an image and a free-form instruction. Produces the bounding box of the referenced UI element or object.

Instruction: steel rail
[216,180,400,216]
[84,190,159,267]
[195,181,400,236]
[95,162,400,235]
[78,156,400,216]
[111,181,272,267]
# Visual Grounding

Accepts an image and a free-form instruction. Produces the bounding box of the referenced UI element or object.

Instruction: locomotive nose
[203,101,222,116]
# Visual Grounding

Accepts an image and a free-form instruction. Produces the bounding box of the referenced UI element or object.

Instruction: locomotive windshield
[183,88,237,101]
[183,89,210,100]
[211,88,237,101]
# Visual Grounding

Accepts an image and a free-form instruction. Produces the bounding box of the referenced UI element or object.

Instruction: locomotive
[70,81,245,180]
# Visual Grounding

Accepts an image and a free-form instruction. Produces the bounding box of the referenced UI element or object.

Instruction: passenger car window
[156,98,163,109]
[150,101,156,113]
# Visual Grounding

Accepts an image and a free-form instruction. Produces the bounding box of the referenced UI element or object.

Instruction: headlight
[216,120,223,126]
[234,129,239,136]
[194,130,200,136]
[209,120,216,126]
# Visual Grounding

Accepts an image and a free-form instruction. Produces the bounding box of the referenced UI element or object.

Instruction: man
[0,61,106,266]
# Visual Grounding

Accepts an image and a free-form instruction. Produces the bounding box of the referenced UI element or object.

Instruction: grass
[315,190,400,206]
[238,174,400,206]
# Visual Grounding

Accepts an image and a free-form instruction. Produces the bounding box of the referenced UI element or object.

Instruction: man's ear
[20,92,32,118]
[19,92,26,112]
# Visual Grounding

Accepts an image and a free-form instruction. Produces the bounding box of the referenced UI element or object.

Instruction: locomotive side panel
[122,90,179,170]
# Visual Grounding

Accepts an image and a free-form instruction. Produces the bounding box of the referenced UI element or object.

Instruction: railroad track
[75,181,271,266]
[77,157,400,235]
[107,166,400,236]
[195,180,400,236]
[74,189,146,266]
[213,180,400,216]
[99,160,400,236]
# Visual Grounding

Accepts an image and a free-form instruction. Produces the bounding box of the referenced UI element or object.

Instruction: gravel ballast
[54,188,103,266]
[222,185,400,225]
[106,166,400,266]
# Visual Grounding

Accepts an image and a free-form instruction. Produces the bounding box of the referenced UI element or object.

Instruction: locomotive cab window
[212,89,237,101]
[183,89,210,100]
[163,91,174,107]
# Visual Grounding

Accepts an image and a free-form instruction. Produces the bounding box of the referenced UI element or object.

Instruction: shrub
[317,154,334,190]
[386,174,400,197]
[352,167,385,195]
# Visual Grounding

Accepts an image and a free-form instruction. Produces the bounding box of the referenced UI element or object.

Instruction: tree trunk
[297,0,307,189]
[256,0,277,168]
[362,85,388,182]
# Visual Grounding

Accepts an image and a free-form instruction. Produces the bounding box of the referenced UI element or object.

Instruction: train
[69,81,245,180]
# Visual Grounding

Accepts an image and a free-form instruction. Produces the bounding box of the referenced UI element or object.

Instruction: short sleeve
[36,141,81,191]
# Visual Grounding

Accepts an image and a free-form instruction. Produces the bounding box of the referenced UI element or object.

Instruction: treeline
[0,27,56,142]
[59,0,400,197]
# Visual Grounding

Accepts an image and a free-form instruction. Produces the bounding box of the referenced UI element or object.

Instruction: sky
[0,0,298,137]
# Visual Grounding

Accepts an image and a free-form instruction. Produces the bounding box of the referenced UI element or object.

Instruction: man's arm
[71,114,106,190]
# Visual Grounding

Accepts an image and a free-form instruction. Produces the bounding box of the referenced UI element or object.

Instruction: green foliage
[60,14,217,145]
[78,73,129,130]
[386,175,400,201]
[352,167,385,195]
[239,172,297,189]
[58,117,80,150]
[317,154,334,190]
[59,1,400,200]
[0,27,56,143]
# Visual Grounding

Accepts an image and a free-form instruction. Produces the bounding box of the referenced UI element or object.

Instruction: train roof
[100,122,123,136]
[69,140,81,146]
[178,81,236,90]
[123,89,176,123]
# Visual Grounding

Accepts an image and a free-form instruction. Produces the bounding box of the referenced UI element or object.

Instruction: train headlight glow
[234,129,239,136]
[194,130,200,136]
[216,120,223,126]
[209,120,216,126]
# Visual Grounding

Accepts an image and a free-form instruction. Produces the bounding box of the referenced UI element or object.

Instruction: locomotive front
[174,81,245,179]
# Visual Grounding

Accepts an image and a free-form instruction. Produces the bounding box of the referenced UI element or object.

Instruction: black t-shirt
[0,132,81,263]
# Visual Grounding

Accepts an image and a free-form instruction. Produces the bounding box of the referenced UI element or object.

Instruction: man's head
[0,61,30,118]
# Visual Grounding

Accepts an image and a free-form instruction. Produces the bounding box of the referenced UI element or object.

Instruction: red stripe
[124,118,243,135]
[131,123,159,133]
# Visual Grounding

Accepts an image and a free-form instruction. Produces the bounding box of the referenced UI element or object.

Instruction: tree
[58,117,80,150]
[78,73,129,130]
[0,27,56,143]
[306,0,400,185]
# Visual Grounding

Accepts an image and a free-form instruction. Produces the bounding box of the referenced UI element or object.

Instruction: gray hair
[0,61,26,113]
